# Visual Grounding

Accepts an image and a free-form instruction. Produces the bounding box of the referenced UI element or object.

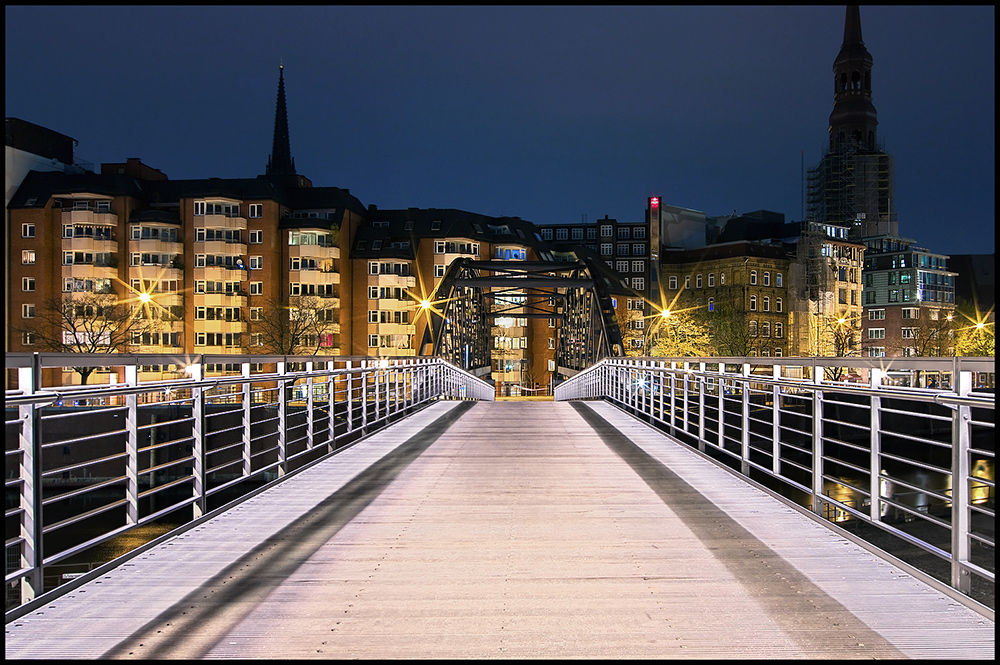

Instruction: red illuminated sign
[650,197,659,208]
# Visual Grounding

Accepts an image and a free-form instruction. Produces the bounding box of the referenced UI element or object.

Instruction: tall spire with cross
[266,62,296,177]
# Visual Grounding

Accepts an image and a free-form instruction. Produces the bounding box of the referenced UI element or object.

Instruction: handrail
[556,356,995,617]
[5,354,492,618]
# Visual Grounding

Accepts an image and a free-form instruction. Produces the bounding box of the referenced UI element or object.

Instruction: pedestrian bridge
[5,354,995,659]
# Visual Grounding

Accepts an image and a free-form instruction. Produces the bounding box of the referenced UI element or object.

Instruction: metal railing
[556,355,995,614]
[5,353,493,616]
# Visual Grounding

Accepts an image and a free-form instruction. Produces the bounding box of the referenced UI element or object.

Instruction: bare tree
[17,292,156,384]
[251,294,340,355]
[705,295,762,357]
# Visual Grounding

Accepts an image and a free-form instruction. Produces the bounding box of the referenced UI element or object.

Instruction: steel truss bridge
[421,257,629,375]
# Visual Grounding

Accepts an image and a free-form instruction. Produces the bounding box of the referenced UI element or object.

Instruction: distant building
[860,235,956,357]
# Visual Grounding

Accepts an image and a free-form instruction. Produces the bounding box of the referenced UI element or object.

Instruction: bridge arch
[418,256,629,380]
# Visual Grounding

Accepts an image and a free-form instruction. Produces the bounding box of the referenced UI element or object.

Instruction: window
[902,328,916,339]
[616,260,629,273]
[249,256,262,270]
[869,309,885,320]
[720,272,725,285]
[750,270,757,285]
[668,276,678,290]
[250,282,262,295]
[633,227,645,239]
[368,310,379,323]
[761,322,770,337]
[248,204,262,218]
[763,271,770,286]
[434,263,447,278]
[632,244,644,255]
[868,347,886,358]
[632,261,643,273]
[540,228,553,240]
[708,273,714,287]
[617,244,629,257]
[22,223,35,238]
[839,288,847,304]
[749,320,758,335]
[696,274,702,288]
[774,322,783,338]
[368,286,379,300]
[22,332,36,345]
[889,289,900,303]
[600,243,612,256]
[430,220,441,231]
[749,295,757,311]
[22,277,35,292]
[684,276,690,289]
[250,230,263,244]
[762,297,769,312]
[571,228,583,240]
[775,298,782,313]
[868,328,885,340]
[902,308,919,319]
[548,337,555,349]
[368,335,379,348]
[632,277,644,291]
[22,304,35,318]
[64,224,74,238]
[601,225,613,238]
[776,273,782,287]
[617,227,630,239]
[194,201,206,216]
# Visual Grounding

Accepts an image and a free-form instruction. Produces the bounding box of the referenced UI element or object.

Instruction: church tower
[807,6,896,238]
[263,63,311,187]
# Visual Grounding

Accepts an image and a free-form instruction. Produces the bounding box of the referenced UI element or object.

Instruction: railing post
[327,360,336,452]
[361,361,369,433]
[277,359,288,477]
[698,361,706,443]
[190,360,207,520]
[124,362,139,527]
[741,362,751,475]
[306,360,315,450]
[772,364,781,475]
[868,367,886,522]
[952,366,973,595]
[242,361,252,477]
[810,362,824,515]
[668,362,677,437]
[17,357,42,604]
[346,360,354,435]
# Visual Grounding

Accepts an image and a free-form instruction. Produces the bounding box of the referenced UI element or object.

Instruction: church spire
[828,5,878,152]
[266,63,296,177]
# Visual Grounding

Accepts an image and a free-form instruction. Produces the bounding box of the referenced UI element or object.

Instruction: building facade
[860,235,956,357]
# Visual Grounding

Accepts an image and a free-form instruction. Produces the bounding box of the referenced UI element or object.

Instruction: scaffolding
[806,140,896,238]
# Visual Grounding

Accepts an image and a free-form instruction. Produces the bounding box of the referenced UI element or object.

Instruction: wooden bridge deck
[5,400,994,659]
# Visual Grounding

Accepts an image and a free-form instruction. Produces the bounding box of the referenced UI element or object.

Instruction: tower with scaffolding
[806,6,897,241]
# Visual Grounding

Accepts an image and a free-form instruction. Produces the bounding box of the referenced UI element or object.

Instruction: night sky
[5,5,994,255]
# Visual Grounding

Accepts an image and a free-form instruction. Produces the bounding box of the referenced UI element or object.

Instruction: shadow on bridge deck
[5,401,994,659]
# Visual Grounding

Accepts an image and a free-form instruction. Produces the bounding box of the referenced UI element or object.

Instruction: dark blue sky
[5,5,994,255]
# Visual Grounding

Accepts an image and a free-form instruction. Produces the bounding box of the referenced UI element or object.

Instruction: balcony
[196,292,247,308]
[62,236,118,253]
[62,264,118,280]
[197,240,247,256]
[202,214,247,229]
[194,265,244,282]
[62,209,118,226]
[197,319,246,334]
[290,269,340,285]
[374,274,416,288]
[288,243,339,260]
[131,238,182,255]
